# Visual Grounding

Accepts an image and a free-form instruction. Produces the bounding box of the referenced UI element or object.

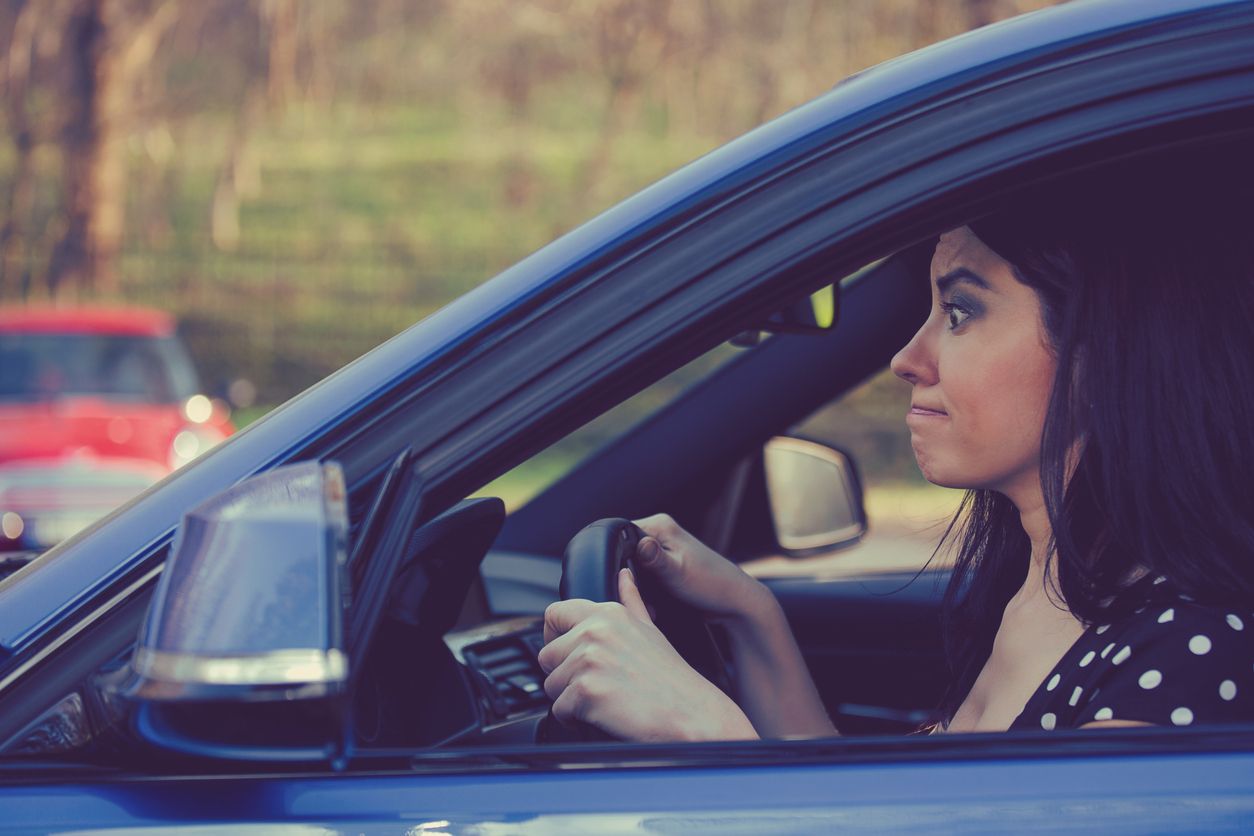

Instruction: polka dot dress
[1011,576,1254,730]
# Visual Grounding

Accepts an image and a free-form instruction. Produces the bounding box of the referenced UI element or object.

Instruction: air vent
[463,631,548,721]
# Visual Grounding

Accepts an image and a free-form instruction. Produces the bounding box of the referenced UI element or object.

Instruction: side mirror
[117,461,350,761]
[763,436,866,555]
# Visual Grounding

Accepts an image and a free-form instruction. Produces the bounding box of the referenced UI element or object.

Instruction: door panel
[765,570,950,734]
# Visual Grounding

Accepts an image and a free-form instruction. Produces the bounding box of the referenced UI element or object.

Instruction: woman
[538,153,1254,739]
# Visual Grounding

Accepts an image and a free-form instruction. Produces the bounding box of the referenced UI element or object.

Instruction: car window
[741,368,962,580]
[475,341,747,510]
[0,333,201,404]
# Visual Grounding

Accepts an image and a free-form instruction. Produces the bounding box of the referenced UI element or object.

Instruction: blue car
[2,0,1254,831]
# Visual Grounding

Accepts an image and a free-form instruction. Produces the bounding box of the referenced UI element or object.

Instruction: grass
[66,102,935,503]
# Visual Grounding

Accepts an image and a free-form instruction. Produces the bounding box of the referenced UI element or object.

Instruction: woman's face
[890,227,1056,500]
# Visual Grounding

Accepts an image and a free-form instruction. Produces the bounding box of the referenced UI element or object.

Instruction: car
[1,0,1253,830]
[0,307,233,556]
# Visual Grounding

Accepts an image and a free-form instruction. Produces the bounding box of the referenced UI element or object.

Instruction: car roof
[0,307,175,337]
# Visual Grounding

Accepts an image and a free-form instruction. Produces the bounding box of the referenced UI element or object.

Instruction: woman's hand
[538,568,758,742]
[632,514,838,740]
[632,514,775,626]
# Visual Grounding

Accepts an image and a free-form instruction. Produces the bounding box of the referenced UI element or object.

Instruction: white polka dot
[1079,651,1096,667]
[1095,624,1110,635]
[1041,713,1057,730]
[1100,642,1115,659]
[1180,594,1195,602]
[1069,686,1083,707]
[1046,673,1061,691]
[1094,707,1114,721]
[1112,646,1132,665]
[1157,608,1175,624]
[1171,707,1194,726]
[1227,614,1244,631]
[1189,635,1212,655]
[1153,576,1167,585]
[1220,680,1237,701]
[1135,606,1146,614]
[1139,669,1163,689]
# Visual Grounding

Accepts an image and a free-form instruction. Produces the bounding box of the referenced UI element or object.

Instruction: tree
[0,0,39,298]
[46,0,179,298]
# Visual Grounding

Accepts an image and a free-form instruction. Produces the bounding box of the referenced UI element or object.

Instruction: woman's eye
[939,302,972,330]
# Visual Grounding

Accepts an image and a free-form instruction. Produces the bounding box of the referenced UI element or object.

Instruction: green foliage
[94,102,727,404]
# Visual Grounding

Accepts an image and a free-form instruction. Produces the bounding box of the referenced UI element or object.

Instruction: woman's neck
[1007,480,1060,601]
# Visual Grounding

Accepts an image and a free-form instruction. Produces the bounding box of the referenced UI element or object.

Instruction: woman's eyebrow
[935,267,992,295]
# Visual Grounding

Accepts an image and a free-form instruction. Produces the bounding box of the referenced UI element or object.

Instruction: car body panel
[2,747,1254,833]
[0,401,192,469]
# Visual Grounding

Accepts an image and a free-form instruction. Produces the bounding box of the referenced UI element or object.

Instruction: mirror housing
[766,284,837,334]
[117,461,350,760]
[763,436,866,555]
[731,284,838,347]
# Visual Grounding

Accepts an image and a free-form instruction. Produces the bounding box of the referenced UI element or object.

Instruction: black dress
[1010,575,1254,730]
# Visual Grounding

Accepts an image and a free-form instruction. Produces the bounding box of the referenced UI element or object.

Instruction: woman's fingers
[633,513,679,538]
[541,642,587,702]
[617,568,652,623]
[549,669,598,726]
[635,535,664,569]
[536,622,579,675]
[543,598,600,644]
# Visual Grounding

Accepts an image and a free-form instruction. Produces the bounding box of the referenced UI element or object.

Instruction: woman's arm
[718,585,839,738]
[631,514,836,738]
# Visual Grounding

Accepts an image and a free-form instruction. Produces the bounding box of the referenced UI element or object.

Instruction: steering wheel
[536,518,730,742]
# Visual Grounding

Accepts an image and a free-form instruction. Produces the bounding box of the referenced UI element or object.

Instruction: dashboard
[348,496,558,750]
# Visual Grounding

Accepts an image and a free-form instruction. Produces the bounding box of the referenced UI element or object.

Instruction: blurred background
[0,0,1062,554]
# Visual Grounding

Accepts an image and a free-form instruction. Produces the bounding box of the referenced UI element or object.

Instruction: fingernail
[639,538,659,564]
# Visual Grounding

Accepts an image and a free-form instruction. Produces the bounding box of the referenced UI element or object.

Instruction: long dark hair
[935,147,1254,723]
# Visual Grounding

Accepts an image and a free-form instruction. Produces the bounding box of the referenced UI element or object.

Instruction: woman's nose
[891,325,935,386]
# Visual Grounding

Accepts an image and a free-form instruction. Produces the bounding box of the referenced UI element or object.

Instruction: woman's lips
[908,406,948,418]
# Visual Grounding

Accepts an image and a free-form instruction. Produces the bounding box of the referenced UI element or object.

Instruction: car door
[4,733,1254,831]
[491,0,1254,737]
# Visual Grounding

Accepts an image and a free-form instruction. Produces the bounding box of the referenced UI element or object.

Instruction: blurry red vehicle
[0,307,233,552]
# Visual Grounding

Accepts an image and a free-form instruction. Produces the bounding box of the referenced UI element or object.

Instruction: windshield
[0,333,200,404]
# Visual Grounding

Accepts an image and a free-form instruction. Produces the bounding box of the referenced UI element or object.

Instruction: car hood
[0,399,185,469]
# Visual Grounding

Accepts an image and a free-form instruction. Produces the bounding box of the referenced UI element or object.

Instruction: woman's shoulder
[1015,579,1254,730]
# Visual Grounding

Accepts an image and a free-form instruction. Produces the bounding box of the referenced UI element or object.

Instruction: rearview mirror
[766,284,837,333]
[731,284,838,347]
[763,436,866,554]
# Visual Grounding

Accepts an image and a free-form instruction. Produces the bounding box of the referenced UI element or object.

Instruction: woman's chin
[915,459,974,491]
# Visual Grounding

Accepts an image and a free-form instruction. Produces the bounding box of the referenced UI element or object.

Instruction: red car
[0,307,233,552]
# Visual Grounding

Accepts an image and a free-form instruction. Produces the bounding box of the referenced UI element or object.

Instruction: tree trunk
[965,0,1002,28]
[0,0,39,300]
[47,0,180,299]
[46,0,104,299]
